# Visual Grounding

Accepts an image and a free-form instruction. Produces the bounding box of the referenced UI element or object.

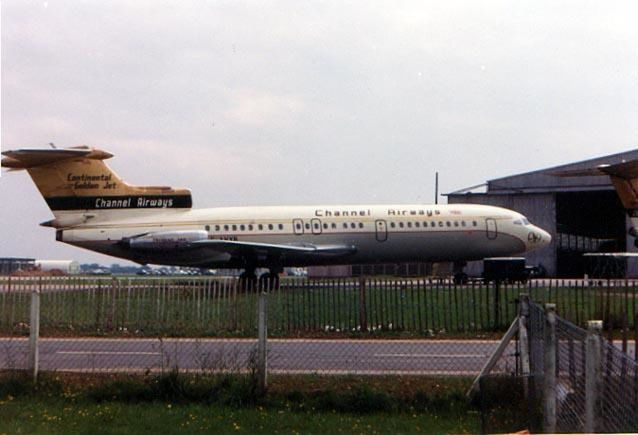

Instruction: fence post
[543,303,557,434]
[359,277,367,332]
[257,291,268,393]
[585,320,603,434]
[28,280,41,383]
[494,281,501,331]
[518,295,530,378]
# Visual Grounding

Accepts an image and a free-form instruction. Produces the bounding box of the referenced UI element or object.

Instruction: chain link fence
[523,300,638,433]
[0,276,527,377]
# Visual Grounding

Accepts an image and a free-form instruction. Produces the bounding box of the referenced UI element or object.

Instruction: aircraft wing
[583,252,638,258]
[192,239,357,257]
[123,230,357,267]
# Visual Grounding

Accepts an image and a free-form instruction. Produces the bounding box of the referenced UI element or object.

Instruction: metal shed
[447,149,638,278]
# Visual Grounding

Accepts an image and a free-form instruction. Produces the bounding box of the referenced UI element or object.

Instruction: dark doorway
[556,191,626,277]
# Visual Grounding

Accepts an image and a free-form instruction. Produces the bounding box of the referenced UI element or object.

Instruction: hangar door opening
[555,191,626,278]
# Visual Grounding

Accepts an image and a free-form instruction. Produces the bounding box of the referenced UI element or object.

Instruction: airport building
[0,257,36,275]
[447,149,638,278]
[0,258,80,276]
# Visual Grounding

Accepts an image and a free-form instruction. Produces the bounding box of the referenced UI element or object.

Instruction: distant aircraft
[2,146,551,284]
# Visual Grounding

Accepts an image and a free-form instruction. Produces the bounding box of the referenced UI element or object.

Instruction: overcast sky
[2,1,638,265]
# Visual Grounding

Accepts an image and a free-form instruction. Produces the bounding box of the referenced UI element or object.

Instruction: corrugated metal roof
[448,149,638,195]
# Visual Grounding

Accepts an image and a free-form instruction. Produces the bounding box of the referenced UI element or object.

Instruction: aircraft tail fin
[1,146,192,226]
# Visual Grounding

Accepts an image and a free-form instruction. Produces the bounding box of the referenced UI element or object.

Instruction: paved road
[0,338,515,375]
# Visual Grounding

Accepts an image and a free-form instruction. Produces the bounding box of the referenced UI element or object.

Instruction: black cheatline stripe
[45,195,193,210]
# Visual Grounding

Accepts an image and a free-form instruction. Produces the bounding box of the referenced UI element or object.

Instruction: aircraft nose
[527,226,551,249]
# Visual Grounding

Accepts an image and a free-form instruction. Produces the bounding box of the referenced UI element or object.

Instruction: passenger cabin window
[390,222,396,228]
[305,223,311,230]
[430,222,436,228]
[205,225,210,231]
[358,222,364,229]
[258,224,263,230]
[224,224,229,231]
[215,225,220,231]
[461,221,466,227]
[323,223,328,229]
[343,223,348,229]
[268,224,273,230]
[295,223,302,230]
[399,222,404,228]
[240,224,245,231]
[248,224,253,231]
[331,223,337,229]
[350,222,356,229]
[415,222,420,228]
[278,224,284,230]
[472,221,478,227]
[454,221,459,227]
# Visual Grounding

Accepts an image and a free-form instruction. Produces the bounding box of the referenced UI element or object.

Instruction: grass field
[2,276,637,337]
[0,373,483,434]
[0,397,480,434]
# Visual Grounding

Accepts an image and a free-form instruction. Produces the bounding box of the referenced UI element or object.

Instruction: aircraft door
[375,219,388,242]
[311,218,322,235]
[293,219,304,235]
[486,218,497,240]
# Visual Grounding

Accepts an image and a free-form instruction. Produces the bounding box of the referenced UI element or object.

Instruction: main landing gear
[238,266,281,291]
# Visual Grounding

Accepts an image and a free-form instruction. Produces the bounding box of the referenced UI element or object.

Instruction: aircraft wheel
[259,272,280,291]
[239,271,257,292]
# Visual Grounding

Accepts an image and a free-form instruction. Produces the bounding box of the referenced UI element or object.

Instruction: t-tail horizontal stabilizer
[1,146,193,226]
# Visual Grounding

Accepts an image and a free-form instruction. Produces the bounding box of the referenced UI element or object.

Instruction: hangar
[447,149,638,278]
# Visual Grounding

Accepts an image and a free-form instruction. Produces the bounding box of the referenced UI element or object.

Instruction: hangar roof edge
[447,148,638,196]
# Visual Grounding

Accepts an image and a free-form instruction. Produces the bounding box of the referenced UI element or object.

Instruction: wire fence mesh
[3,277,638,392]
[0,276,531,377]
[526,301,638,433]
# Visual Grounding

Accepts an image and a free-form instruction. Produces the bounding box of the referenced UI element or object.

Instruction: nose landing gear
[238,266,281,291]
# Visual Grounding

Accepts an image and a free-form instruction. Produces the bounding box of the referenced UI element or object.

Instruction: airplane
[1,145,551,285]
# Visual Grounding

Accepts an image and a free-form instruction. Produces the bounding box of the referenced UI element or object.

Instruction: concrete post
[543,303,557,434]
[257,291,268,393]
[585,320,603,433]
[28,281,41,383]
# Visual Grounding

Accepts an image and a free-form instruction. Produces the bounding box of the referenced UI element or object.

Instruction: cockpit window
[522,218,530,225]
[513,219,523,225]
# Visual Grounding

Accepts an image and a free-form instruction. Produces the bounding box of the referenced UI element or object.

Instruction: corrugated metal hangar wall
[447,150,638,278]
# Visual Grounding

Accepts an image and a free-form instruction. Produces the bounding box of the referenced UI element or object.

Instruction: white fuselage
[57,203,551,268]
